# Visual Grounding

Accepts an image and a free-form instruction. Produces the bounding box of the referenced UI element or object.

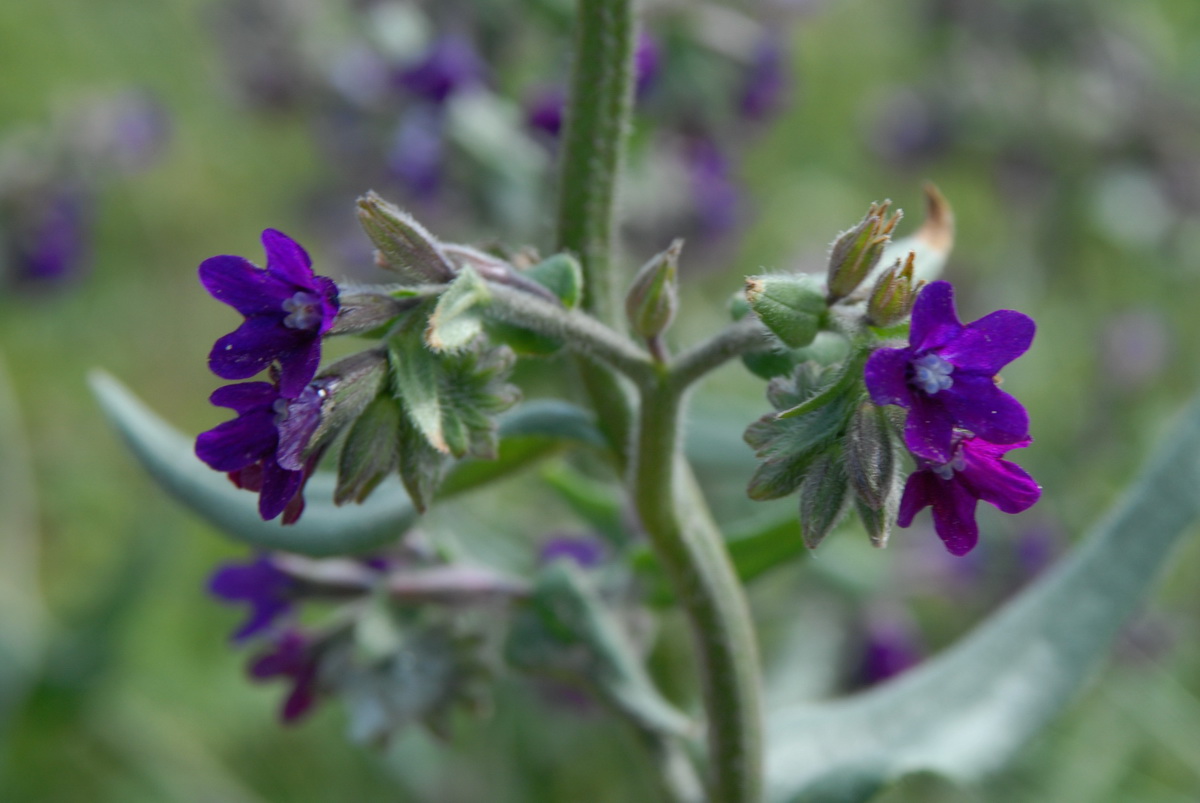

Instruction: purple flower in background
[738,33,790,121]
[539,535,607,569]
[249,629,322,723]
[525,85,566,139]
[898,434,1041,556]
[864,281,1035,463]
[9,187,92,286]
[195,379,326,522]
[395,34,485,105]
[209,554,298,641]
[199,229,338,397]
[105,90,172,174]
[685,137,740,236]
[856,613,924,686]
[634,32,661,99]
[388,106,445,199]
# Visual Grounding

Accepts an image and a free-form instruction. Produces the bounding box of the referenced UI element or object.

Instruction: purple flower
[10,187,92,286]
[738,33,790,121]
[634,32,661,99]
[857,613,924,686]
[685,137,740,236]
[249,629,321,723]
[388,107,445,199]
[864,280,1035,463]
[195,379,326,522]
[209,554,297,641]
[897,434,1041,556]
[525,85,566,139]
[539,535,607,569]
[395,34,485,105]
[199,229,338,398]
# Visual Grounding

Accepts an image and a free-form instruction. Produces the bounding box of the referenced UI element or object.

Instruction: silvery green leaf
[765,394,1200,802]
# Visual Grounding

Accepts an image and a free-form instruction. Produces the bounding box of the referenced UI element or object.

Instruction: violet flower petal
[909,280,962,351]
[864,347,916,408]
[195,410,278,472]
[938,309,1036,374]
[199,255,292,317]
[959,439,1041,514]
[209,381,278,412]
[904,393,957,463]
[928,478,979,556]
[258,459,305,521]
[262,228,314,287]
[940,375,1030,445]
[209,316,308,382]
[897,470,937,528]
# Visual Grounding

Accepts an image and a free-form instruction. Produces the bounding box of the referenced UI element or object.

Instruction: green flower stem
[669,317,768,390]
[556,0,638,466]
[486,284,653,381]
[632,376,764,803]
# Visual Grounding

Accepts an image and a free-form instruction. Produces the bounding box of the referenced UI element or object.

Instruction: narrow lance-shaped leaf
[765,393,1200,803]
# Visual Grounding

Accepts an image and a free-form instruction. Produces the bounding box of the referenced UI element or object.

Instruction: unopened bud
[356,191,456,283]
[327,289,422,336]
[826,201,902,302]
[626,239,682,340]
[744,273,826,349]
[845,401,898,510]
[865,252,921,327]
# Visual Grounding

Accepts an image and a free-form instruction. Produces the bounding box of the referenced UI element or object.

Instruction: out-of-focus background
[2,0,1200,801]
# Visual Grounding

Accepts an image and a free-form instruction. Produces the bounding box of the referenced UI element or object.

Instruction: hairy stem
[632,377,765,802]
[670,317,769,391]
[556,0,639,466]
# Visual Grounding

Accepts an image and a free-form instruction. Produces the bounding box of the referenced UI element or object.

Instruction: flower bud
[327,289,422,336]
[865,252,921,327]
[826,201,902,302]
[744,273,826,349]
[625,239,682,340]
[355,191,456,283]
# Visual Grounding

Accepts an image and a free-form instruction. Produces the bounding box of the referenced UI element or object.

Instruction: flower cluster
[195,230,339,522]
[865,281,1041,555]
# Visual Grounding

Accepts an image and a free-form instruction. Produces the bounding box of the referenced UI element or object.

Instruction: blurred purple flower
[209,554,297,641]
[634,32,661,99]
[685,137,740,236]
[525,85,566,139]
[1101,308,1169,392]
[9,187,92,286]
[539,535,607,569]
[249,629,322,723]
[856,613,924,686]
[898,434,1041,556]
[388,107,445,199]
[199,229,338,397]
[739,33,790,121]
[865,281,1035,463]
[105,90,171,173]
[195,379,326,522]
[395,34,486,105]
[868,88,952,170]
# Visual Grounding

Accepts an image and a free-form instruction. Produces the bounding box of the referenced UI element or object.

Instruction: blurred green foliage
[2,0,1200,800]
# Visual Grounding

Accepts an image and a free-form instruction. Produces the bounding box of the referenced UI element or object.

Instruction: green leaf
[426,266,490,352]
[798,447,850,550]
[745,394,854,501]
[90,372,602,557]
[765,395,1200,803]
[389,311,450,453]
[524,252,583,308]
[506,561,694,739]
[744,273,827,349]
[335,395,402,505]
[397,408,448,514]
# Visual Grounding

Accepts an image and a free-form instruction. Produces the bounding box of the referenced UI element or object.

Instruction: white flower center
[282,291,323,330]
[912,353,954,395]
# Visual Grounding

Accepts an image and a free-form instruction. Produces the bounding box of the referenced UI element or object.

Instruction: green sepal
[744,273,827,349]
[844,400,901,511]
[335,395,402,505]
[397,407,448,514]
[356,191,455,283]
[524,252,583,308]
[798,446,851,550]
[426,266,490,352]
[307,349,389,457]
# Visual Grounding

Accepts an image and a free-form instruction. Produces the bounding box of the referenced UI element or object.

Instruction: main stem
[633,375,764,803]
[556,0,637,464]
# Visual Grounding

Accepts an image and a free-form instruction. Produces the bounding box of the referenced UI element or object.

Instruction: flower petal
[928,478,980,556]
[939,309,1035,374]
[275,339,323,398]
[904,393,957,463]
[208,381,277,412]
[258,459,304,521]
[195,411,277,471]
[909,281,962,352]
[208,316,306,381]
[199,254,292,316]
[864,347,915,408]
[262,229,314,288]
[897,469,938,527]
[276,385,325,470]
[941,375,1030,445]
[960,440,1041,515]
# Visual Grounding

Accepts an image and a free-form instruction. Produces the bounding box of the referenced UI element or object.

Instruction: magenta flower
[897,434,1041,556]
[199,229,338,398]
[249,629,321,723]
[864,280,1035,463]
[208,554,297,641]
[195,379,326,522]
